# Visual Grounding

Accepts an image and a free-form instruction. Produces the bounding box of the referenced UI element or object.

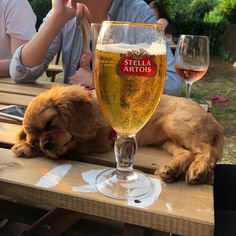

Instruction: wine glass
[174,35,210,98]
[93,21,167,200]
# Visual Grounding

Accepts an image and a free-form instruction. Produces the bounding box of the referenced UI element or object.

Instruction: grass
[186,56,236,164]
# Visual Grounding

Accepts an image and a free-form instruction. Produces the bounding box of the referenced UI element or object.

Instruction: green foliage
[28,0,51,29]
[165,0,191,20]
[204,0,236,24]
[203,0,236,58]
[146,0,236,56]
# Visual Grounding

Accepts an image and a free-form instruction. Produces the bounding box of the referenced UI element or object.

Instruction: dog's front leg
[11,128,42,158]
[156,141,195,182]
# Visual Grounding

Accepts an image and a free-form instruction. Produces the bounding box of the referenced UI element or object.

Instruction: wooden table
[169,44,177,55]
[0,78,214,236]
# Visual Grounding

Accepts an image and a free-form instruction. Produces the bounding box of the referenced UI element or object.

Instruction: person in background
[149,0,175,44]
[0,0,36,77]
[10,0,182,96]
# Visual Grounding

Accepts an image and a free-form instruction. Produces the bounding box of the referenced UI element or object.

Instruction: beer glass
[94,21,166,199]
[174,35,210,98]
[91,23,101,70]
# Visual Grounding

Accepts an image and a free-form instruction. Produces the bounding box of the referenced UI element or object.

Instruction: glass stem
[114,135,137,180]
[186,82,192,99]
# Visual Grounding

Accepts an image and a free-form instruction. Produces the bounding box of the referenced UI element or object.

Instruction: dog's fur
[12,85,224,184]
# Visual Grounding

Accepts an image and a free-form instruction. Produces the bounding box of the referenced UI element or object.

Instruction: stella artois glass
[94,21,166,199]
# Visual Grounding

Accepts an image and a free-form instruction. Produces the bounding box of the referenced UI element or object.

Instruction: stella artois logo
[116,48,157,77]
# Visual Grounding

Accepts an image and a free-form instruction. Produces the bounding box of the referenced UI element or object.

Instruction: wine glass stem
[186,82,192,99]
[114,135,137,180]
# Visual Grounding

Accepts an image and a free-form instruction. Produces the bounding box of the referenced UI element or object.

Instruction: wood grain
[0,92,33,106]
[0,121,172,174]
[76,148,172,174]
[0,148,214,236]
[0,78,54,89]
[0,83,47,96]
[0,122,20,146]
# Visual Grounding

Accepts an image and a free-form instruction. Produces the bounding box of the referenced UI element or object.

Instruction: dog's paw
[156,163,182,183]
[185,160,213,184]
[11,142,40,158]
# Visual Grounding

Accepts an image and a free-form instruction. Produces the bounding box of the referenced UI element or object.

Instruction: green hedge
[146,0,236,57]
[29,0,51,29]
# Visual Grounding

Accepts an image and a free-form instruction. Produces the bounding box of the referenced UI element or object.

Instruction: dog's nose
[42,139,54,150]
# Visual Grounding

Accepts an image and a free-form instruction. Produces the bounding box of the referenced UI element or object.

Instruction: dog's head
[20,85,98,158]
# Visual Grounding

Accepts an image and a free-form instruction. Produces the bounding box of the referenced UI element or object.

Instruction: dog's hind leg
[156,141,195,183]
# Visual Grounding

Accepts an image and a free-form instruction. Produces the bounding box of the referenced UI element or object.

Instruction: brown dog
[12,85,224,184]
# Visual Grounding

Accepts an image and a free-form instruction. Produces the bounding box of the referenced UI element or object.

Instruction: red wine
[175,64,208,83]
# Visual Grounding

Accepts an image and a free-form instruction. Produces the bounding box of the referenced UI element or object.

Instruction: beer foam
[96,43,166,55]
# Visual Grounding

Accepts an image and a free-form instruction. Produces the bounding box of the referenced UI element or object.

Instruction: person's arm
[0,36,29,77]
[10,0,78,83]
[0,59,10,77]
[21,0,78,67]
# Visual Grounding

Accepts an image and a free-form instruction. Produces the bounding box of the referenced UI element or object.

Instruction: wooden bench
[0,78,214,235]
[169,44,177,55]
[46,51,63,82]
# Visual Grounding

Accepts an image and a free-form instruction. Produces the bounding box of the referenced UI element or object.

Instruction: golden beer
[94,43,166,136]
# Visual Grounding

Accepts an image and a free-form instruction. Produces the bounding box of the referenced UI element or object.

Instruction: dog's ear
[52,86,97,140]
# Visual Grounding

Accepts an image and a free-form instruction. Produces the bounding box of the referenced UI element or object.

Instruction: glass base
[96,169,154,200]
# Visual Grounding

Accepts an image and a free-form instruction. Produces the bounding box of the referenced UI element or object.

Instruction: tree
[204,0,236,24]
[29,0,51,29]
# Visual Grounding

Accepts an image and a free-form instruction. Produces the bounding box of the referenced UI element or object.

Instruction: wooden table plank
[0,116,22,125]
[77,148,172,174]
[0,78,54,89]
[169,44,177,55]
[0,92,34,106]
[0,83,47,96]
[0,148,214,236]
[0,122,20,146]
[0,121,173,175]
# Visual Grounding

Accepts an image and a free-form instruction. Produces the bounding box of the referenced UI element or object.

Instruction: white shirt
[0,0,36,59]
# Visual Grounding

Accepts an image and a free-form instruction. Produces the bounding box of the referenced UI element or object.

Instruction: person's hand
[51,0,78,21]
[69,68,93,89]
